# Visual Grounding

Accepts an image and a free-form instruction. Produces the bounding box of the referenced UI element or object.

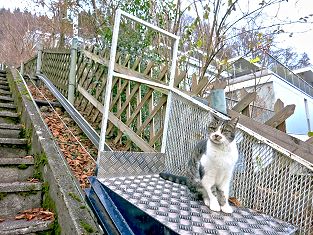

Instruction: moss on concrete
[80,220,95,234]
[33,153,48,180]
[68,192,82,203]
[0,192,7,200]
[17,164,29,169]
[42,182,61,235]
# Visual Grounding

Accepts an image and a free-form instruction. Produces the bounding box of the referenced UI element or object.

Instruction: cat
[160,115,239,213]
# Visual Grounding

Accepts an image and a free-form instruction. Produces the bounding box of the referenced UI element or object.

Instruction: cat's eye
[208,125,217,131]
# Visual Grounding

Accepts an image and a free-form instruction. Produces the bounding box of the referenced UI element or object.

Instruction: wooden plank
[43,49,71,54]
[135,96,167,135]
[82,64,103,112]
[193,76,209,95]
[86,66,106,116]
[265,104,295,128]
[191,74,198,93]
[149,93,155,142]
[174,71,187,87]
[274,99,286,132]
[232,92,256,113]
[113,89,154,143]
[228,109,313,166]
[77,85,155,152]
[149,127,163,146]
[158,65,169,82]
[83,49,167,86]
[125,96,167,149]
[108,112,156,152]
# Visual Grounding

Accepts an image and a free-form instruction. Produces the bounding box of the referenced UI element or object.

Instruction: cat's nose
[213,134,222,140]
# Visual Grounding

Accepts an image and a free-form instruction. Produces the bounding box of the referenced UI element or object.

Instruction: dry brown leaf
[15,214,25,220]
[23,155,33,159]
[229,197,241,207]
[28,178,40,183]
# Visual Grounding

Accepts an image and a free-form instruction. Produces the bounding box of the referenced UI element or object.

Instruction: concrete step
[0,124,22,130]
[0,218,53,235]
[0,124,22,138]
[0,157,34,183]
[0,146,27,158]
[0,103,16,109]
[0,85,9,91]
[0,138,27,145]
[0,96,13,103]
[0,89,11,96]
[0,111,19,118]
[0,138,28,158]
[0,182,42,217]
[0,81,8,86]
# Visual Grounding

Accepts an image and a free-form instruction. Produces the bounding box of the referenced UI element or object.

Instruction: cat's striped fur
[160,115,239,213]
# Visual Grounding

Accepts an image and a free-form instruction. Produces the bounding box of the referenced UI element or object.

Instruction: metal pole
[68,38,78,104]
[97,9,122,158]
[36,41,43,74]
[161,37,180,153]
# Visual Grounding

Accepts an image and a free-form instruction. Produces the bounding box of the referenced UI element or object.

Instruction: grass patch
[17,164,29,169]
[68,192,82,203]
[0,192,7,200]
[80,220,95,234]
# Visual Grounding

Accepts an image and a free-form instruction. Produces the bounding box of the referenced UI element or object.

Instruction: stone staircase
[0,70,53,234]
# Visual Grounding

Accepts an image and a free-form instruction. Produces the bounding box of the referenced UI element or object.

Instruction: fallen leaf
[229,197,241,207]
[15,214,25,220]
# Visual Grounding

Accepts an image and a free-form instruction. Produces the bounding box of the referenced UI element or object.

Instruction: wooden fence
[21,46,299,151]
[23,46,192,152]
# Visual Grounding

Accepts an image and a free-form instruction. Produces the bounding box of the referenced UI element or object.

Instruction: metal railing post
[68,38,78,104]
[98,9,122,157]
[36,41,43,74]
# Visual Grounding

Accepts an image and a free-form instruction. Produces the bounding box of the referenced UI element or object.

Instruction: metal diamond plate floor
[99,174,297,235]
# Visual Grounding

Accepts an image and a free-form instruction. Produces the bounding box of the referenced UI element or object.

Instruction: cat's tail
[159,172,187,185]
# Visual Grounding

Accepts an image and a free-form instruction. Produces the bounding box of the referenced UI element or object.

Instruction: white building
[225,56,313,141]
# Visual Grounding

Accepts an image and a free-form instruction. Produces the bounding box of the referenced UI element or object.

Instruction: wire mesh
[165,92,312,234]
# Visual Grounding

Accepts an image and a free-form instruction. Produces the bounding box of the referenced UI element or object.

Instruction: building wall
[226,73,313,137]
[272,77,313,135]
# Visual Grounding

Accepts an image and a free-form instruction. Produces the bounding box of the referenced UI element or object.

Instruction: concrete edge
[7,68,102,235]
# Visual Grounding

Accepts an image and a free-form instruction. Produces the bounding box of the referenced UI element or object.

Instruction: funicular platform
[84,10,312,234]
[85,93,304,235]
[87,174,297,234]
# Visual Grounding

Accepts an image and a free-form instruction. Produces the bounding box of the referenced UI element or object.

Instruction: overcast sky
[0,0,312,63]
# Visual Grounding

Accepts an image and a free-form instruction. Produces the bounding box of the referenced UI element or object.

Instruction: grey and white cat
[160,116,239,213]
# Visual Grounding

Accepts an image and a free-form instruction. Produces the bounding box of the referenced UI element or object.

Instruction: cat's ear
[229,117,239,127]
[211,114,220,122]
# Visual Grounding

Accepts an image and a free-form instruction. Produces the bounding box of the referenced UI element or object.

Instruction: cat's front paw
[204,198,210,207]
[221,204,233,213]
[209,200,221,212]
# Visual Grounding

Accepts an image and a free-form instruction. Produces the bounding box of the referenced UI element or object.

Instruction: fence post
[36,41,43,74]
[68,38,78,104]
[20,62,24,76]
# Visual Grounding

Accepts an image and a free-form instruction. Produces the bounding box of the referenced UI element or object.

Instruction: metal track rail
[36,73,111,151]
